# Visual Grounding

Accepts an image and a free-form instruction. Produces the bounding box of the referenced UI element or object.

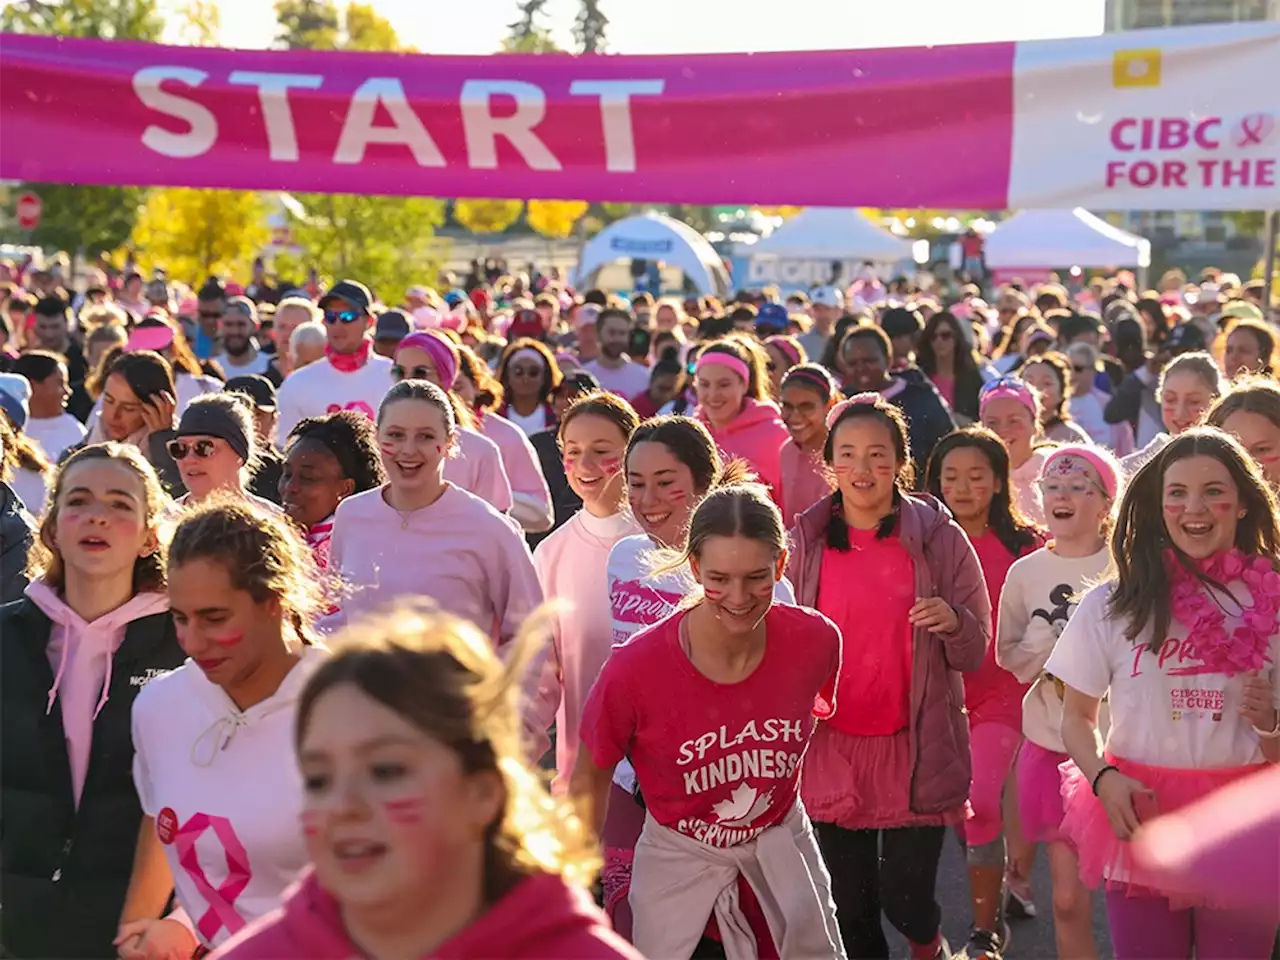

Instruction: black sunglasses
[167,438,218,461]
[323,308,365,325]
[392,363,435,382]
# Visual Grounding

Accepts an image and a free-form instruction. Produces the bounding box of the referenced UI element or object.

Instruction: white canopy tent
[576,211,730,297]
[984,208,1151,269]
[738,208,912,262]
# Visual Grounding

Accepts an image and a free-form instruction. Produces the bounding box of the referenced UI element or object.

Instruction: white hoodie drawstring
[190,713,251,767]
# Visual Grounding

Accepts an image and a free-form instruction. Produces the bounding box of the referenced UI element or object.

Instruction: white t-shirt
[582,358,650,399]
[275,354,393,442]
[131,648,325,948]
[1045,582,1280,769]
[212,350,273,379]
[605,533,797,792]
[11,466,47,517]
[503,405,553,437]
[24,412,86,463]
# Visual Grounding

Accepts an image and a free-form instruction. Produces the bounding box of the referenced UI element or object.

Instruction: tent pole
[1264,209,1278,321]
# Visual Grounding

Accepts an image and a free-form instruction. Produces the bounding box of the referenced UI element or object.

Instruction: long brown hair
[698,335,770,402]
[295,603,599,901]
[26,443,169,592]
[625,415,754,496]
[0,408,52,480]
[1107,427,1280,648]
[456,344,504,413]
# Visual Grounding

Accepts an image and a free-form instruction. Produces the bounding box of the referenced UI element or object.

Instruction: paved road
[894,833,1112,959]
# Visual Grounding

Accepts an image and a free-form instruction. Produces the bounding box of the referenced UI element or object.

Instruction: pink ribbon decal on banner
[174,813,252,944]
[0,33,1014,207]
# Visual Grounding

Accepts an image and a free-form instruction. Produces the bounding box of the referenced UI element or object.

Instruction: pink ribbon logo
[1234,113,1274,148]
[174,813,252,944]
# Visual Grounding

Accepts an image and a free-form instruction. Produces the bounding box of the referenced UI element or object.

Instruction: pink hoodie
[477,410,553,531]
[26,581,170,807]
[212,868,640,959]
[696,397,790,504]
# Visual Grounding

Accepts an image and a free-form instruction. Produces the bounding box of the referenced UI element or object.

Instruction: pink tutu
[1018,740,1069,845]
[1059,753,1267,909]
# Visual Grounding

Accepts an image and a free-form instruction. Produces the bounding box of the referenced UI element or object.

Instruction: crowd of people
[0,252,1278,960]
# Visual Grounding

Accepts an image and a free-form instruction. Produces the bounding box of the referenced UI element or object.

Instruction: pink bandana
[325,337,372,373]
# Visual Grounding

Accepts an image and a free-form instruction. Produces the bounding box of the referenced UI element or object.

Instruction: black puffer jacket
[0,482,34,603]
[0,599,185,958]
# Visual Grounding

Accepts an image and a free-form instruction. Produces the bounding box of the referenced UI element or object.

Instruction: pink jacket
[212,868,640,959]
[696,398,789,504]
[786,493,991,814]
[478,410,554,531]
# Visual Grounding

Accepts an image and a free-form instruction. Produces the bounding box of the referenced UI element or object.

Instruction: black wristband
[1091,764,1119,796]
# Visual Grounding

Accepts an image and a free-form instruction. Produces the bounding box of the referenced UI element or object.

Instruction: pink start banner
[0,22,1276,210]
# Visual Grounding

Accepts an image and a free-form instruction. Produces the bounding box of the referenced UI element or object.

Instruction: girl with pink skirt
[1047,427,1280,959]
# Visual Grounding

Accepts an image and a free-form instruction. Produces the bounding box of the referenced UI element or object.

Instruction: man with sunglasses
[189,278,226,360]
[275,279,393,442]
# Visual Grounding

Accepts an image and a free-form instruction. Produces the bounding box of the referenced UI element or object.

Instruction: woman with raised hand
[328,380,542,646]
[525,393,640,791]
[788,394,990,960]
[1049,428,1280,959]
[1,444,184,959]
[83,349,183,490]
[211,605,639,959]
[116,498,326,959]
[574,484,845,959]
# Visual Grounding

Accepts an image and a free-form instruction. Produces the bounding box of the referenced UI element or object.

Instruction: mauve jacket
[787,493,991,815]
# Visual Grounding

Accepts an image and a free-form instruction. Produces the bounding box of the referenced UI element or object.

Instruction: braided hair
[285,410,386,494]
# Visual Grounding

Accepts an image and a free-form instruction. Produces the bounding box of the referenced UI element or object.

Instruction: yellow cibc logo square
[1114,48,1162,88]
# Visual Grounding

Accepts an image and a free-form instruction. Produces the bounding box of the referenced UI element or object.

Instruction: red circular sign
[156,807,178,845]
[16,192,41,231]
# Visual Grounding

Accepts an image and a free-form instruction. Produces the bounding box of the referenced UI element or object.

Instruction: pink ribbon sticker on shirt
[174,813,253,944]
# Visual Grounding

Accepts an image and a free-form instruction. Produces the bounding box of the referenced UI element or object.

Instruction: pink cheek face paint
[211,631,245,648]
[703,587,725,602]
[666,488,688,503]
[379,441,398,458]
[601,457,622,474]
[1208,500,1235,514]
[382,798,423,825]
[1163,503,1186,519]
[300,809,322,837]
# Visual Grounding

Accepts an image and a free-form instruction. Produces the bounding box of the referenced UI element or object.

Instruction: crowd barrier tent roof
[739,208,913,263]
[576,211,730,296]
[984,208,1152,269]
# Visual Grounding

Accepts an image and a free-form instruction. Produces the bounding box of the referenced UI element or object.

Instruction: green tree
[503,0,559,52]
[574,0,607,52]
[1,0,162,260]
[131,188,271,282]
[288,194,447,304]
[274,0,339,49]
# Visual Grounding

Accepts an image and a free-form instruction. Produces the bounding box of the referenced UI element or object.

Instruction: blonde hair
[276,296,321,323]
[79,303,128,331]
[295,603,599,895]
[26,443,170,591]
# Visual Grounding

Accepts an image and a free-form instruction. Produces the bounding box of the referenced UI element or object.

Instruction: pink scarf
[324,337,372,373]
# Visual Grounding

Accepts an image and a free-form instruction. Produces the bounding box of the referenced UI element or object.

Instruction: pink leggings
[965,721,1022,847]
[1105,890,1280,960]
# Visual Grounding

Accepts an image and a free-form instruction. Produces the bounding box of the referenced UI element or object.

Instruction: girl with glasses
[995,445,1120,960]
[779,364,841,528]
[496,338,561,437]
[1064,342,1136,456]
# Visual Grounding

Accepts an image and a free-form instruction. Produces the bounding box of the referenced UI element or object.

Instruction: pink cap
[125,324,175,353]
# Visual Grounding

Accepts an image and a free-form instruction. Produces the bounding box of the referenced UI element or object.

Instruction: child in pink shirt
[526,394,640,790]
[328,381,542,645]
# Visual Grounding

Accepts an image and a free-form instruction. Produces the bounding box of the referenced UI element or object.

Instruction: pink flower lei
[1166,548,1280,677]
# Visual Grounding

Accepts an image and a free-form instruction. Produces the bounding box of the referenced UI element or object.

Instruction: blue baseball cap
[756,301,790,333]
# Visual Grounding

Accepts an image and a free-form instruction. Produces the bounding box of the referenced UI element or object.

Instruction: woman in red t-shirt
[925,427,1046,956]
[786,394,991,960]
[573,484,844,960]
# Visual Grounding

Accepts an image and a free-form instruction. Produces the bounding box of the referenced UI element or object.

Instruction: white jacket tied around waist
[630,801,846,960]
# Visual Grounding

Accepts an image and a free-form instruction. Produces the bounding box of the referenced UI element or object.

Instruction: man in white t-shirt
[213,297,278,385]
[274,279,393,442]
[582,307,650,399]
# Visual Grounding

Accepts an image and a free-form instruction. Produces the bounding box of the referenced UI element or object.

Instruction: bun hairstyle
[1107,426,1280,651]
[823,394,913,548]
[625,415,754,497]
[295,602,599,899]
[1158,351,1227,400]
[26,443,169,591]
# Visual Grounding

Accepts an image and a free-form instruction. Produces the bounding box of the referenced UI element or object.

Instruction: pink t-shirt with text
[581,604,840,848]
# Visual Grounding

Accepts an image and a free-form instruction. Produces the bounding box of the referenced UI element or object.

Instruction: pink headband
[764,336,801,369]
[825,391,881,429]
[397,331,457,389]
[696,351,750,383]
[1041,444,1120,500]
[979,378,1037,418]
[124,325,175,353]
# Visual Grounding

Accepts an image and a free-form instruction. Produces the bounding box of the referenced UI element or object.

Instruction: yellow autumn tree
[131,188,271,283]
[754,205,803,220]
[453,199,524,235]
[526,199,588,239]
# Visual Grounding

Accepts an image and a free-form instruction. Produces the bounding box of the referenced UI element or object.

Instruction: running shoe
[956,926,1008,960]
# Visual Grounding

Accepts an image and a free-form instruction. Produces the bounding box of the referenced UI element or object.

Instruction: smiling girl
[328,381,543,644]
[693,337,790,506]
[497,338,561,437]
[168,394,277,512]
[995,445,1121,960]
[85,349,183,490]
[788,395,990,960]
[525,393,641,790]
[118,499,325,959]
[574,484,845,959]
[1122,352,1227,476]
[1048,428,1280,959]
[1207,375,1280,489]
[1022,353,1092,445]
[778,364,841,528]
[980,376,1049,526]
[1,444,183,959]
[211,606,638,959]
[925,427,1045,955]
